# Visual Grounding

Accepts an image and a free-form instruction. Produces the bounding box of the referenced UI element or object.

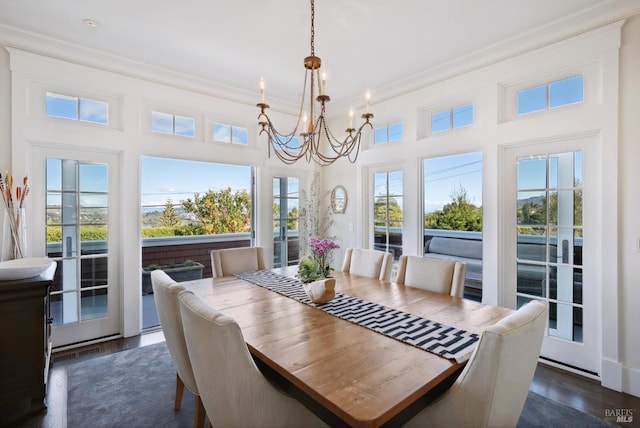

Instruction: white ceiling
[1,0,639,110]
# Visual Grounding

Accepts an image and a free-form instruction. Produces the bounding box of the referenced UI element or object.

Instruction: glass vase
[2,208,27,261]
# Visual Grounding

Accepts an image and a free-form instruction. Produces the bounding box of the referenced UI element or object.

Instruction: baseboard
[539,356,600,380]
[601,358,640,398]
[623,364,640,398]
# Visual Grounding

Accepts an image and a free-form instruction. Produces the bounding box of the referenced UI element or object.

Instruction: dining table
[183,266,512,427]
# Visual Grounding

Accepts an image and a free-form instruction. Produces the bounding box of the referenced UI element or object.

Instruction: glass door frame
[272,176,301,268]
[501,137,600,375]
[30,145,121,348]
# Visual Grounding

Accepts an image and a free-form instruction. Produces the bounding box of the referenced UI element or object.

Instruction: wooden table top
[183,267,512,427]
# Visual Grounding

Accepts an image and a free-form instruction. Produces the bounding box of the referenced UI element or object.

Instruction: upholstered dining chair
[341,248,393,281]
[151,270,206,428]
[403,300,548,428]
[395,255,467,298]
[209,246,267,278]
[178,290,328,428]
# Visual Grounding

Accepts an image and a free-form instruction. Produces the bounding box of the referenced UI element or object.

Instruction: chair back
[341,248,393,281]
[404,300,548,428]
[151,270,198,395]
[210,247,266,278]
[395,255,466,298]
[178,291,326,427]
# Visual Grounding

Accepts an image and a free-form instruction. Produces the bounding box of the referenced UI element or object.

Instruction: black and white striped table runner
[235,270,479,363]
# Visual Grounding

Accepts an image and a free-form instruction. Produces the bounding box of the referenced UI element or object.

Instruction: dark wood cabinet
[0,263,56,423]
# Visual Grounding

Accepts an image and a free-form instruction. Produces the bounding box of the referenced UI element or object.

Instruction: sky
[424,152,482,213]
[140,157,252,208]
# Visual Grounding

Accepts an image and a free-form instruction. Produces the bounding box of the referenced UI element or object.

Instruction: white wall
[0,49,10,229]
[619,14,640,395]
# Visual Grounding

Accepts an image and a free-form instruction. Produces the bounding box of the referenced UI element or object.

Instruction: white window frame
[151,110,196,138]
[212,122,249,145]
[373,122,403,146]
[31,81,121,130]
[499,61,599,123]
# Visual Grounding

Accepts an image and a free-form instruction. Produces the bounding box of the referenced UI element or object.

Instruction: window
[46,92,108,125]
[213,123,248,145]
[423,152,483,300]
[373,171,403,261]
[431,104,473,133]
[151,111,195,137]
[374,122,403,145]
[140,157,254,237]
[517,75,583,115]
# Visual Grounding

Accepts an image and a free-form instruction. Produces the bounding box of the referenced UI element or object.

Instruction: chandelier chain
[310,0,315,56]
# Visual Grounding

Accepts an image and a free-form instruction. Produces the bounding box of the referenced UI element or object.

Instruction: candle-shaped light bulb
[321,70,327,95]
[349,108,354,128]
[259,77,265,103]
[365,90,371,114]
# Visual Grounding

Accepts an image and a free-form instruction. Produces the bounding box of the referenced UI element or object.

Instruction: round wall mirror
[331,185,348,214]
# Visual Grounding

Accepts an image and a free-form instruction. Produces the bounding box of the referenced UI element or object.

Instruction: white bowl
[0,257,55,281]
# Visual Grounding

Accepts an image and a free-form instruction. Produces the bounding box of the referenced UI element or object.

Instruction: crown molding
[0,23,299,115]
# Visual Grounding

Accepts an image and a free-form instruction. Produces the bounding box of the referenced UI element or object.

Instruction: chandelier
[257,0,373,166]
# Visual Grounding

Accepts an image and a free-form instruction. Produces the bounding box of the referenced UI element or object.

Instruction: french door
[272,176,300,267]
[31,146,120,347]
[503,138,599,375]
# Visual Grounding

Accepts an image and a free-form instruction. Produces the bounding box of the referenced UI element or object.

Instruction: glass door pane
[47,158,109,326]
[516,151,583,343]
[273,177,300,267]
[373,171,403,260]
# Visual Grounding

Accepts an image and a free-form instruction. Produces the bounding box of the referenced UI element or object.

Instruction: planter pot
[141,262,204,295]
[303,277,336,304]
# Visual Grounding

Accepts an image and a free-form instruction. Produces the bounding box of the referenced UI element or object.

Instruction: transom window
[374,122,403,145]
[46,92,109,125]
[517,75,583,115]
[213,123,248,145]
[431,104,473,133]
[151,111,195,137]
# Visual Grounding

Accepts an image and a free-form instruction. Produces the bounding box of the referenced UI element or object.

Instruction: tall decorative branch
[299,171,334,258]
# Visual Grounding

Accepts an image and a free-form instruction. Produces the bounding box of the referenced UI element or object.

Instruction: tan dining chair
[341,248,393,281]
[151,270,206,428]
[403,300,548,428]
[395,255,467,298]
[178,290,328,428]
[209,246,267,278]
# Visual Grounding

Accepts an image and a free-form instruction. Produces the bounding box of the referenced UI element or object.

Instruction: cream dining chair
[151,270,206,428]
[341,248,393,281]
[178,290,328,428]
[395,255,466,298]
[403,300,548,428]
[209,246,267,278]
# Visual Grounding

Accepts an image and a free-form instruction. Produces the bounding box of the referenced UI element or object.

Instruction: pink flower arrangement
[308,236,339,278]
[309,236,340,257]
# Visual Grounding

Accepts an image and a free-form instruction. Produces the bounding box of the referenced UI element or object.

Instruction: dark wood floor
[10,329,640,428]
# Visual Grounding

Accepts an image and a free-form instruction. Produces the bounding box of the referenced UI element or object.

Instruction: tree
[374,198,403,227]
[181,187,251,234]
[273,203,300,231]
[158,199,181,227]
[424,185,482,231]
